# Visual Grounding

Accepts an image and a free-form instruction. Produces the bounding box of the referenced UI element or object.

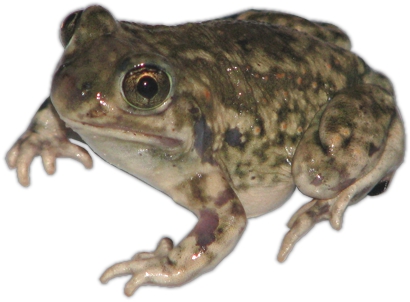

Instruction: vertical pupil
[137,76,158,99]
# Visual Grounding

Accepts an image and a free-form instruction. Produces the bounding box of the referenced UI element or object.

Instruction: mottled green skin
[7,6,404,296]
[54,7,387,194]
[114,11,392,194]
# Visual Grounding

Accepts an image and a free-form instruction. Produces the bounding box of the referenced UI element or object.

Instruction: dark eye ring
[121,65,171,110]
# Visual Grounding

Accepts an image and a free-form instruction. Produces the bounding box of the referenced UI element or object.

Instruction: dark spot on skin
[237,39,252,53]
[231,201,246,216]
[368,180,390,196]
[368,143,380,157]
[276,132,286,146]
[189,107,199,114]
[194,116,215,165]
[365,93,391,120]
[253,148,268,163]
[329,55,345,73]
[234,163,246,178]
[215,188,236,207]
[225,127,243,147]
[331,178,356,192]
[189,174,207,205]
[307,203,330,221]
[264,29,305,63]
[277,107,291,123]
[190,209,219,248]
[311,174,323,186]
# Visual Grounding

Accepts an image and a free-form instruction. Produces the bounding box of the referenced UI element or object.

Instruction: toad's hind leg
[278,84,405,262]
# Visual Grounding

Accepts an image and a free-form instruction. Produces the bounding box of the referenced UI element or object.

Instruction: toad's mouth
[62,117,184,149]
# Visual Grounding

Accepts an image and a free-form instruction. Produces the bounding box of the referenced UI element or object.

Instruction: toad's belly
[236,181,296,218]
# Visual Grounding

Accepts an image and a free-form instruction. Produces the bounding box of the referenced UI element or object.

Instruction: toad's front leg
[6,98,92,186]
[100,172,247,296]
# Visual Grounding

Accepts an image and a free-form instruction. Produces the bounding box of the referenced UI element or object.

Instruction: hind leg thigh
[278,85,404,262]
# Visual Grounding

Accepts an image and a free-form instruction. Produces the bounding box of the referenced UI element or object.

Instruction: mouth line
[63,118,183,149]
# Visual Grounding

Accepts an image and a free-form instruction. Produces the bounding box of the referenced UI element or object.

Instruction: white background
[1,1,409,301]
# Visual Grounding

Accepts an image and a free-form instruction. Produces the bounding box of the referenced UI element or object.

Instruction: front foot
[6,98,92,186]
[7,129,92,186]
[100,238,174,296]
[100,173,247,296]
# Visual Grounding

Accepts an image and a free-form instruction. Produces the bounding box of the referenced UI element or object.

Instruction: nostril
[81,82,93,96]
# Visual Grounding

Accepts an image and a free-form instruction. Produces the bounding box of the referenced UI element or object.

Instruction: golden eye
[122,65,171,110]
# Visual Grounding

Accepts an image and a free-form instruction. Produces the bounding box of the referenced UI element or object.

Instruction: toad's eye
[60,10,83,47]
[122,65,171,110]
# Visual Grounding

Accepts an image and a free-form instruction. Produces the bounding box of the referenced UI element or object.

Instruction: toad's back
[120,17,391,215]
